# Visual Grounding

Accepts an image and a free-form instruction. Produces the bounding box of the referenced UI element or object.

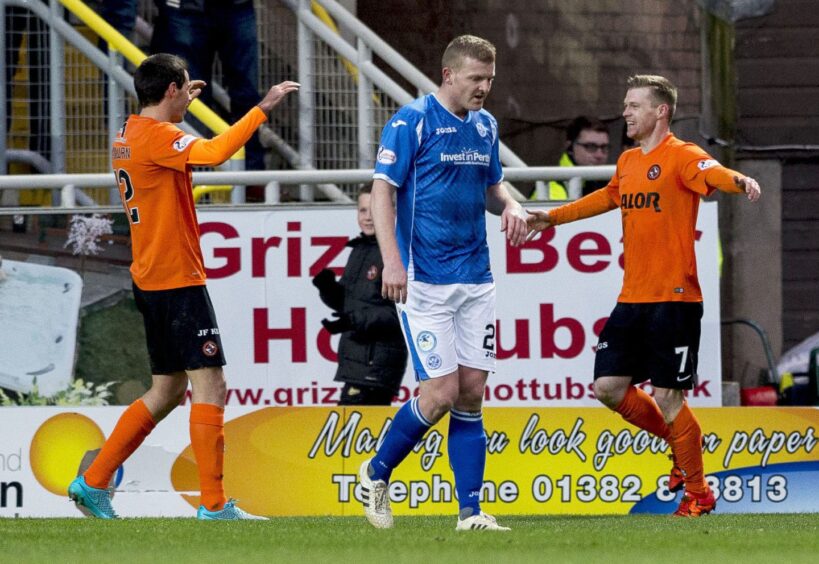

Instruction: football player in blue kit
[358,35,528,531]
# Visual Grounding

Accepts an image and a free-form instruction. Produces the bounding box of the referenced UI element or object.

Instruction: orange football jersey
[112,115,205,290]
[603,133,721,303]
[111,107,266,290]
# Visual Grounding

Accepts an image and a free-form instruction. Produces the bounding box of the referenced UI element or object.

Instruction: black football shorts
[593,301,703,390]
[132,282,226,374]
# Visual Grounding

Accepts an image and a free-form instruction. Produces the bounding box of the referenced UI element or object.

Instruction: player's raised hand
[735,175,761,202]
[501,204,529,247]
[187,80,207,104]
[258,81,301,113]
[526,209,552,240]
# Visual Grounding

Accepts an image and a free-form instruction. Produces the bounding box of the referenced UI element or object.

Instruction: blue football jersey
[373,94,503,284]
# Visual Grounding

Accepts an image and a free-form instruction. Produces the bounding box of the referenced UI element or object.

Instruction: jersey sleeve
[487,114,503,185]
[149,124,198,172]
[548,187,619,225]
[679,143,722,196]
[704,165,745,194]
[549,151,624,225]
[372,107,421,188]
[187,106,267,166]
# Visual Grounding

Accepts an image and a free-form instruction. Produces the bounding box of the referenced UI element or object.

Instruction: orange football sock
[190,403,227,511]
[84,399,156,489]
[614,386,671,440]
[668,401,707,495]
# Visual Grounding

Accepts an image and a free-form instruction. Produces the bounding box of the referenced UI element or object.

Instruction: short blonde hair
[627,74,678,121]
[442,35,496,71]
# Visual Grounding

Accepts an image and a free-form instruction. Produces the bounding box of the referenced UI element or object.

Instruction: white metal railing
[0,165,616,213]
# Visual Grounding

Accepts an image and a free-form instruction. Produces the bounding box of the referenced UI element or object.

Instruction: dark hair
[357,184,372,199]
[566,115,609,143]
[134,53,187,108]
[441,35,496,70]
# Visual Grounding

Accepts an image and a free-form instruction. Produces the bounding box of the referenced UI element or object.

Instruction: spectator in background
[150,0,265,192]
[312,186,408,406]
[100,0,139,39]
[534,115,611,200]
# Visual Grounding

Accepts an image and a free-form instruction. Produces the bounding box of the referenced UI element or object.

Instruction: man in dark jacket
[313,186,408,405]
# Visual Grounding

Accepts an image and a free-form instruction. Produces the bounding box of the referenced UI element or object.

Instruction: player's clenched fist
[258,81,300,113]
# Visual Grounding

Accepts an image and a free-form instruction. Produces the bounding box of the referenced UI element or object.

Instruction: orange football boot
[673,488,716,517]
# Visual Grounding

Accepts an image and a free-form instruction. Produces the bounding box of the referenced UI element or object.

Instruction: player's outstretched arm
[187,81,300,167]
[541,187,619,229]
[371,179,407,304]
[703,166,762,202]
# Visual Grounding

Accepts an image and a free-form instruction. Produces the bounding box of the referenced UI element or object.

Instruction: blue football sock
[369,397,432,482]
[448,408,486,517]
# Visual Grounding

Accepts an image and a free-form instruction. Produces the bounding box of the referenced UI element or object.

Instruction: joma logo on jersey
[621,191,661,212]
[435,126,457,135]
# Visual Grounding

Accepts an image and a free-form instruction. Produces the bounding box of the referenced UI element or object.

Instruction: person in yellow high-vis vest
[533,115,611,200]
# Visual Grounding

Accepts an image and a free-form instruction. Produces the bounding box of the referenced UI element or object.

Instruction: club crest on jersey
[173,134,196,152]
[417,331,437,352]
[202,340,219,357]
[475,122,488,137]
[647,164,661,180]
[366,265,379,280]
[426,353,442,370]
[377,146,397,165]
[697,159,719,171]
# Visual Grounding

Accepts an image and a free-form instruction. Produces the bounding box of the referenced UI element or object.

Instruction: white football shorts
[398,281,497,380]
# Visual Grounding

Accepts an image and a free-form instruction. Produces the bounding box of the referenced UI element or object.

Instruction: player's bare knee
[593,379,625,409]
[169,384,188,407]
[186,366,227,405]
[419,387,457,422]
[210,372,227,398]
[429,394,456,421]
[454,386,485,412]
[653,387,683,421]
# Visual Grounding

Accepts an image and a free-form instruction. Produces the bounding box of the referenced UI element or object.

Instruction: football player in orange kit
[68,53,298,519]
[527,74,761,517]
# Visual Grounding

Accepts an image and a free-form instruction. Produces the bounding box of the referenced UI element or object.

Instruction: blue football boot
[68,476,118,519]
[197,499,267,520]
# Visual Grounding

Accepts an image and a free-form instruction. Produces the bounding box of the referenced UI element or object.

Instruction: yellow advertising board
[3,406,817,517]
[188,406,819,516]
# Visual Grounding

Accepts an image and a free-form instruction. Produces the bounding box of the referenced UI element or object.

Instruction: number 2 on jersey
[116,168,140,224]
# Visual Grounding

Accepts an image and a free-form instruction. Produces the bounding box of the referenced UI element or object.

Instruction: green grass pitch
[2,514,818,563]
